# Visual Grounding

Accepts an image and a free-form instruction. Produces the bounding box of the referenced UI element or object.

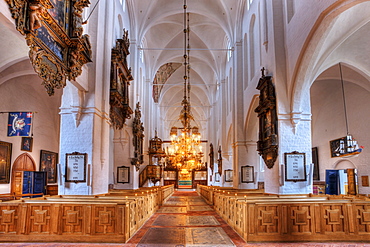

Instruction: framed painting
[285,152,306,182]
[0,141,12,184]
[241,165,254,183]
[224,169,233,182]
[40,150,58,183]
[117,166,130,183]
[65,152,87,182]
[21,137,33,152]
[48,0,68,30]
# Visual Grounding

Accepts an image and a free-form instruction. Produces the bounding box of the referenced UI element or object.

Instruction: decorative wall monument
[5,0,92,96]
[110,29,133,129]
[255,68,278,169]
[131,102,144,171]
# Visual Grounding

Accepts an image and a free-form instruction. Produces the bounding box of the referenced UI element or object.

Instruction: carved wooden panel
[322,204,346,233]
[92,205,116,234]
[60,205,84,234]
[0,206,19,234]
[355,204,370,234]
[28,205,52,234]
[256,206,279,234]
[288,205,313,235]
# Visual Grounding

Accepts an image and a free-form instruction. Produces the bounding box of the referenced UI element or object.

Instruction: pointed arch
[11,153,36,194]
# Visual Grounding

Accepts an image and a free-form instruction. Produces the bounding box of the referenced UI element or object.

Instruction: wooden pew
[0,184,174,243]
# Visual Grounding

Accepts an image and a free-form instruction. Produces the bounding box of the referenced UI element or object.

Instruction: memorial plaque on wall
[285,152,306,182]
[65,152,87,182]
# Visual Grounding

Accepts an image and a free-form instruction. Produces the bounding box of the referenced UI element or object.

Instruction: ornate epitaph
[131,102,144,171]
[5,0,92,95]
[255,68,278,169]
[110,29,133,129]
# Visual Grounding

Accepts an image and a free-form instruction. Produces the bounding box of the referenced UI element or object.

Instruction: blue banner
[7,112,33,136]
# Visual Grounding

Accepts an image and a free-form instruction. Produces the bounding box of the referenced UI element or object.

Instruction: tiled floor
[1,190,369,246]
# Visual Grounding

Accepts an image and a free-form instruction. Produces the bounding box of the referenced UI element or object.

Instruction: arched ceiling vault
[128,0,242,135]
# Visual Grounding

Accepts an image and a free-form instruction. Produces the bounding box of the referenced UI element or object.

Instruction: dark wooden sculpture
[255,68,278,169]
[110,29,133,129]
[131,102,144,171]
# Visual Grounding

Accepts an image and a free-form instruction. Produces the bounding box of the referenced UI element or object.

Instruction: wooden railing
[197,185,370,243]
[0,192,44,201]
[0,184,174,243]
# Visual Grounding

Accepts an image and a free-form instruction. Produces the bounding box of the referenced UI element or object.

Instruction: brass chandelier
[165,0,204,171]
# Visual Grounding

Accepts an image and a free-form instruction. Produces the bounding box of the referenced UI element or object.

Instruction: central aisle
[127,190,244,247]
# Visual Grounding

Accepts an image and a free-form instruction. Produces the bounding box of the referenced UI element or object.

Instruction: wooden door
[32,171,46,197]
[11,153,36,194]
[325,170,339,195]
[22,171,33,194]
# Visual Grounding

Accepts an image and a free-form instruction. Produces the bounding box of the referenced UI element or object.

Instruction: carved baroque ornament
[254,68,278,169]
[5,0,92,96]
[131,102,144,171]
[110,29,133,129]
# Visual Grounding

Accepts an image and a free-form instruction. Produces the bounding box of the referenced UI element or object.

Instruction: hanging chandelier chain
[339,63,349,135]
[183,0,188,100]
[164,0,204,171]
[187,12,191,103]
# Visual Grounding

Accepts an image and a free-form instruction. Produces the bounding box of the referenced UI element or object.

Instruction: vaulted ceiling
[127,0,244,133]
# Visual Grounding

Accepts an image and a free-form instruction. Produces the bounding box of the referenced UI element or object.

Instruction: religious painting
[36,25,65,61]
[285,152,306,182]
[65,152,87,182]
[48,0,68,30]
[241,165,254,183]
[0,141,12,184]
[117,166,130,183]
[40,150,58,183]
[21,137,33,152]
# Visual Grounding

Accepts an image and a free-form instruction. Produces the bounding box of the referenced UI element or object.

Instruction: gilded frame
[0,141,12,184]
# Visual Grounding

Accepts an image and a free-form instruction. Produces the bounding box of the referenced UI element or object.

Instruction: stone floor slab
[138,227,185,246]
[157,206,188,213]
[153,215,187,226]
[187,215,220,226]
[185,227,235,246]
[187,205,213,211]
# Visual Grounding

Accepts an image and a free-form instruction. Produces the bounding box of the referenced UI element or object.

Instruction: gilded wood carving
[5,0,92,96]
[110,29,133,129]
[131,102,144,171]
[255,68,278,169]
